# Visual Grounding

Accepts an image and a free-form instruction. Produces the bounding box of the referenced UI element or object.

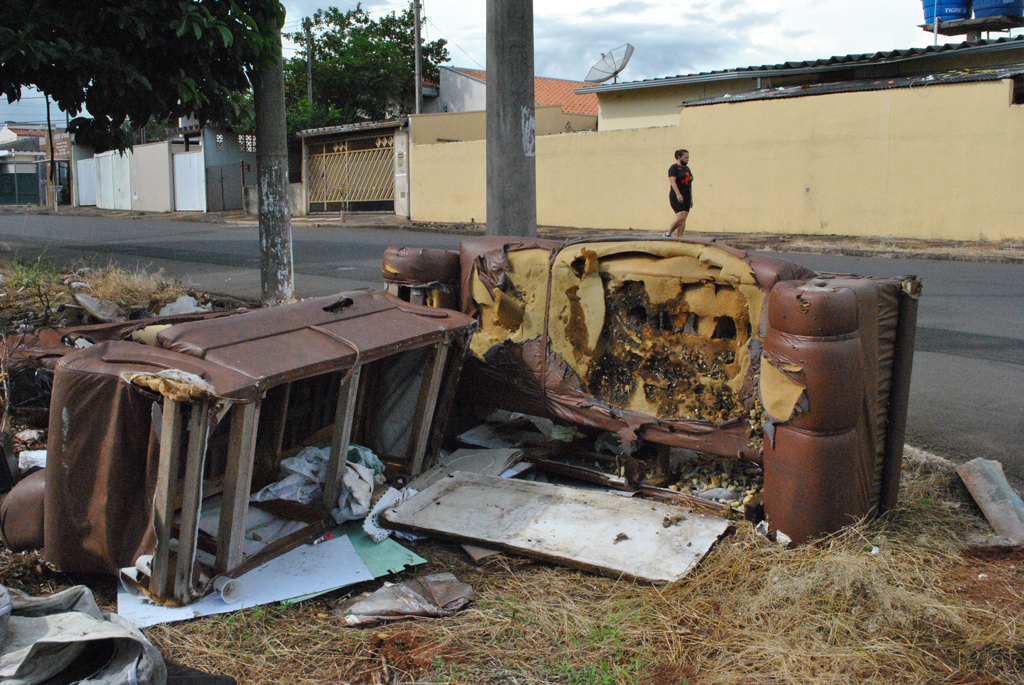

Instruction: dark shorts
[670,193,691,213]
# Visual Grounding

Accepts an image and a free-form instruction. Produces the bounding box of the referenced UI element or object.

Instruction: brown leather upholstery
[0,469,46,552]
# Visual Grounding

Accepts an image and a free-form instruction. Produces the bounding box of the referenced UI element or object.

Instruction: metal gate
[308,134,394,213]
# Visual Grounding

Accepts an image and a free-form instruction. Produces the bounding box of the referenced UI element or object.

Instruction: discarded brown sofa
[7,290,474,604]
[382,236,920,544]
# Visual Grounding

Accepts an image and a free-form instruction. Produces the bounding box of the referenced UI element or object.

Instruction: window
[1013,75,1024,106]
[239,134,257,153]
[215,134,224,150]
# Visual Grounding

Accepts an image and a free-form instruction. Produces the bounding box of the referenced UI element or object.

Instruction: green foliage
[0,0,284,151]
[554,657,645,685]
[284,2,450,134]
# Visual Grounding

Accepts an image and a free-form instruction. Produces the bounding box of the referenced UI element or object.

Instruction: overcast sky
[3,0,1008,124]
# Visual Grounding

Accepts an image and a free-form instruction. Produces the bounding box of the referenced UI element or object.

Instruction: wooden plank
[409,288,425,306]
[409,341,450,476]
[215,401,261,574]
[271,382,292,455]
[151,399,182,599]
[383,472,731,584]
[173,403,212,604]
[323,366,362,513]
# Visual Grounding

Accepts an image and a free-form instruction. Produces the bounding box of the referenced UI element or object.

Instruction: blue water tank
[922,0,970,22]
[973,0,1024,17]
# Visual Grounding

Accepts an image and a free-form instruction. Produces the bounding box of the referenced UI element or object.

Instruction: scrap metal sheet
[383,472,730,584]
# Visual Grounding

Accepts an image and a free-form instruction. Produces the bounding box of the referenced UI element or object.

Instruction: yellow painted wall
[409,106,597,145]
[411,79,1024,239]
[686,79,1024,240]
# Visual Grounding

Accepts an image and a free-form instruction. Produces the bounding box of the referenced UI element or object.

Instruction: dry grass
[123,452,1024,684]
[0,256,190,331]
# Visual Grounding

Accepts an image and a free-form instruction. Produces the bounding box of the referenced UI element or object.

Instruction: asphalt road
[0,213,1020,485]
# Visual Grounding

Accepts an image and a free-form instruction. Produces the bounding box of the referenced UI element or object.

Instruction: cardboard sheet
[383,472,730,584]
[117,535,373,627]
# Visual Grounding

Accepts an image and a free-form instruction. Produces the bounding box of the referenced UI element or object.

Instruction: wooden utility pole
[414,0,423,114]
[253,23,294,304]
[304,18,314,106]
[485,0,537,237]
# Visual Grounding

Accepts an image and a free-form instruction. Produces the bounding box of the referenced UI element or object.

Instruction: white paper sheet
[117,534,373,627]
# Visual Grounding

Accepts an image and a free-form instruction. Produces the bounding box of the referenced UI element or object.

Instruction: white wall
[422,67,487,114]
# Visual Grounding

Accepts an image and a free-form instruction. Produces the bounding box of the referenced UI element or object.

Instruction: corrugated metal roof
[451,68,599,116]
[575,36,1024,94]
[682,68,1024,107]
[299,119,403,138]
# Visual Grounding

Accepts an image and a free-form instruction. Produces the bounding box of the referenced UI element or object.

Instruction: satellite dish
[585,43,634,84]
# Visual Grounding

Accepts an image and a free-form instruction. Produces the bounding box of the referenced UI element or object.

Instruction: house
[298,68,599,218]
[575,35,1024,130]
[0,122,62,149]
[0,149,45,205]
[74,119,257,213]
[423,66,599,117]
[407,37,1024,240]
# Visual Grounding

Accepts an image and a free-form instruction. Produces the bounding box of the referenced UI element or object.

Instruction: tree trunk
[253,25,295,305]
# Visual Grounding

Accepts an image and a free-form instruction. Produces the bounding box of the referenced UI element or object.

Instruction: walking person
[665,149,693,237]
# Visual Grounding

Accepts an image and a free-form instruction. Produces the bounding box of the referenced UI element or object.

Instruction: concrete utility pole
[253,24,295,304]
[485,0,537,237]
[414,0,423,115]
[304,18,314,106]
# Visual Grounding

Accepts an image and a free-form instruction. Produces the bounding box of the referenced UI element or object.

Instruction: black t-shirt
[669,163,693,201]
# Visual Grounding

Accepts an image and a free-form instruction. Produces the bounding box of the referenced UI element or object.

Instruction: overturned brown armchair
[383,236,920,544]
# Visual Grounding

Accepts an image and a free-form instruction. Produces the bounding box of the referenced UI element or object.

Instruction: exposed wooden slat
[410,341,450,476]
[151,399,182,599]
[215,401,261,574]
[174,403,212,604]
[323,366,361,513]
[272,382,292,455]
[409,288,425,306]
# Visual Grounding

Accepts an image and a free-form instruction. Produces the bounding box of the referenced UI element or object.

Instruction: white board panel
[384,472,730,584]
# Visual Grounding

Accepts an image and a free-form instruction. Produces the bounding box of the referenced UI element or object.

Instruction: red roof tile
[454,68,598,116]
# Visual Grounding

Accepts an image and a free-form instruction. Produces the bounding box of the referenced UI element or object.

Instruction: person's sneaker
[663,232,673,237]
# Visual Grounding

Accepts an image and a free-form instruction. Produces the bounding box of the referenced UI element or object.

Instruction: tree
[284,3,450,131]
[0,1,283,151]
[1,1,295,303]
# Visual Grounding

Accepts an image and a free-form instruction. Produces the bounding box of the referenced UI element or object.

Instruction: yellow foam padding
[468,249,552,358]
[129,374,215,403]
[382,262,400,275]
[130,325,173,346]
[759,358,806,422]
[492,287,525,330]
[549,242,761,387]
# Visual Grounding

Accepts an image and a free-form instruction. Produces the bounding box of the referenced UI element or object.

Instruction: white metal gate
[173,152,206,211]
[76,158,96,206]
[94,151,131,210]
[308,134,394,211]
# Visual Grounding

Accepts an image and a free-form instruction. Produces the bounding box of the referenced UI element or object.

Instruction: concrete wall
[130,141,174,212]
[410,105,597,145]
[410,78,1024,240]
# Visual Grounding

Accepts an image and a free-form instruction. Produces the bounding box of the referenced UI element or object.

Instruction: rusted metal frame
[409,340,451,476]
[151,399,183,599]
[215,400,262,575]
[174,402,213,604]
[323,365,362,513]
